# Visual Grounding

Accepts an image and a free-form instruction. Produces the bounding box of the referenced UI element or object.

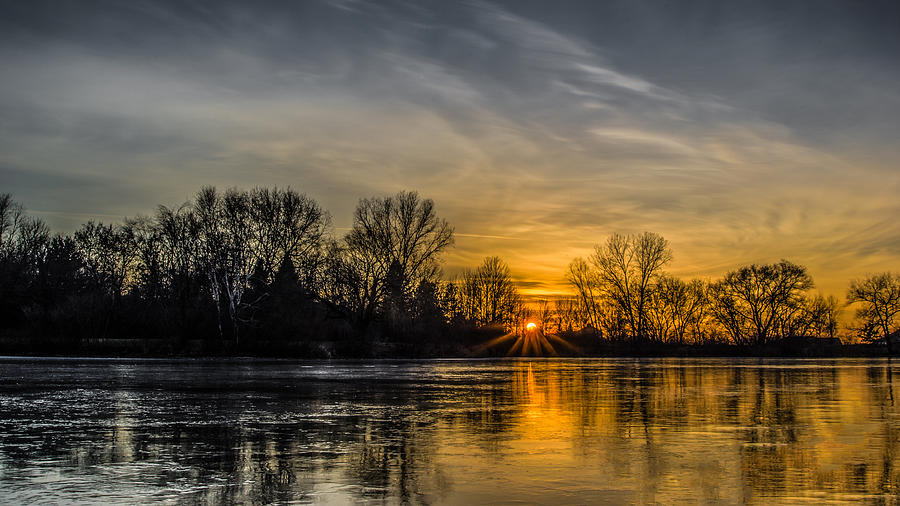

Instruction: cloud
[589,128,699,157]
[0,0,898,301]
[575,63,656,95]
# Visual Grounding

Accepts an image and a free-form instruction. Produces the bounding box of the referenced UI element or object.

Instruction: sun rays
[472,323,583,357]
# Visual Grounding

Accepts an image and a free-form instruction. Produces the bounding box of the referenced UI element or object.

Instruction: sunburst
[472,321,582,357]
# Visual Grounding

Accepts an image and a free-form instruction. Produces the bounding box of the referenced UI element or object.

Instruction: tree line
[1,190,898,356]
[562,231,900,349]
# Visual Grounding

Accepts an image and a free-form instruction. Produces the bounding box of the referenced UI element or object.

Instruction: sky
[1,0,899,300]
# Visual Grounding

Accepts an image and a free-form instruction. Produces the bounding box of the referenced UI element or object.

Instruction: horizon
[3,0,899,302]
[3,3,900,501]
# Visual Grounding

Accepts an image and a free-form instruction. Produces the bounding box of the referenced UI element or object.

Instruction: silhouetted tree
[0,193,25,255]
[536,299,553,331]
[5,187,900,358]
[847,273,900,346]
[458,256,519,328]
[410,280,443,327]
[142,204,207,340]
[249,257,310,342]
[784,294,839,339]
[68,221,140,339]
[708,260,813,345]
[438,281,462,324]
[74,221,138,298]
[553,297,577,333]
[38,235,84,304]
[192,186,329,342]
[0,194,50,327]
[322,239,377,323]
[646,276,707,344]
[330,191,453,325]
[591,232,673,340]
[566,257,602,332]
[246,187,329,290]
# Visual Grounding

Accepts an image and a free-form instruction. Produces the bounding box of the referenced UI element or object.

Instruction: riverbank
[0,334,890,359]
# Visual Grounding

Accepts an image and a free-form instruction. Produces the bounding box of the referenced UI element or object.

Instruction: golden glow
[473,320,583,357]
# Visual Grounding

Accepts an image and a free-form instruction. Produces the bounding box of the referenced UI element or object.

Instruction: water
[0,357,898,504]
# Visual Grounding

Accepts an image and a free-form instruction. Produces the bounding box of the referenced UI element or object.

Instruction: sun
[471,320,582,357]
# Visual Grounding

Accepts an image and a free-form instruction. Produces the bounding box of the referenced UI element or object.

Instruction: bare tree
[708,260,813,345]
[0,195,50,309]
[322,238,382,322]
[646,276,708,344]
[591,232,672,340]
[247,187,330,289]
[192,187,257,341]
[782,294,840,339]
[150,204,201,298]
[0,195,49,271]
[685,279,712,343]
[553,297,577,333]
[458,256,519,328]
[847,273,900,345]
[0,194,25,257]
[337,191,453,322]
[536,299,553,330]
[190,186,331,341]
[132,204,204,342]
[74,221,138,298]
[566,257,602,331]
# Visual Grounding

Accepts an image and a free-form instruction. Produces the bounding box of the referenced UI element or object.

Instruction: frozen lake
[0,357,898,503]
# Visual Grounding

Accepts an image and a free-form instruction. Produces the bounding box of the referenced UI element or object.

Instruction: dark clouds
[1,0,898,296]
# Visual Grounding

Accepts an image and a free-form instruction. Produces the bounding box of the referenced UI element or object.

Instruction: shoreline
[0,335,890,360]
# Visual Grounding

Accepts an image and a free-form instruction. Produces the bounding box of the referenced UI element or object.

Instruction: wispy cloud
[0,0,897,298]
[575,63,656,95]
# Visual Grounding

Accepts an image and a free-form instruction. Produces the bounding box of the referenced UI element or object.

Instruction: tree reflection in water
[0,358,897,503]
